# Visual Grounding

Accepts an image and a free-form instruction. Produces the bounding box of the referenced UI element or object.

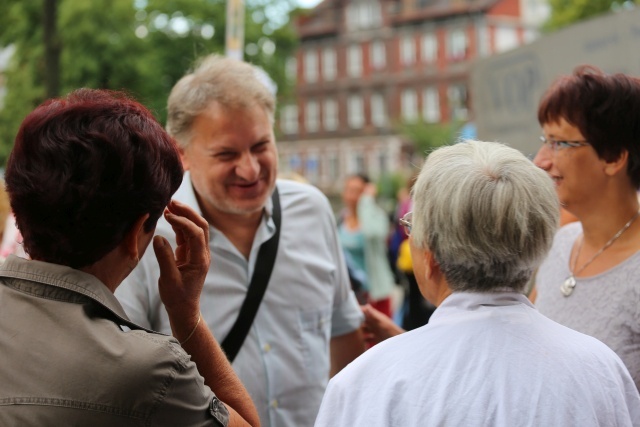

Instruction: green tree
[0,0,298,165]
[0,1,46,163]
[545,0,640,31]
[398,120,459,158]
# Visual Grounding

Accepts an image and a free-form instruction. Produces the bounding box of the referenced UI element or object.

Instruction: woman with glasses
[533,65,640,390]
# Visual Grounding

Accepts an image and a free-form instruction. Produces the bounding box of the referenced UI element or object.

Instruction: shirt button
[263,343,271,353]
[270,399,278,408]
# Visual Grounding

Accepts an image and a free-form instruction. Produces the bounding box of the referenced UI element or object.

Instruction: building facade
[278,0,548,195]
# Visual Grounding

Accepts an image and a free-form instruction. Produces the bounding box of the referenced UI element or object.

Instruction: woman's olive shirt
[0,255,228,427]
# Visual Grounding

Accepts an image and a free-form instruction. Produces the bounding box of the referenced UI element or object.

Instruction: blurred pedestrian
[339,174,395,318]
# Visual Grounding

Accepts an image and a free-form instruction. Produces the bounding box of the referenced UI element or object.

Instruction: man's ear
[179,145,190,171]
[123,213,151,261]
[424,249,441,281]
[604,150,629,177]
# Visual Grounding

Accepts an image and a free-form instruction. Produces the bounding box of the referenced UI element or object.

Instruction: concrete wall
[470,7,640,157]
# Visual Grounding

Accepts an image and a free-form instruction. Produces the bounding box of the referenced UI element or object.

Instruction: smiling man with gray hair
[315,140,640,427]
[116,54,365,427]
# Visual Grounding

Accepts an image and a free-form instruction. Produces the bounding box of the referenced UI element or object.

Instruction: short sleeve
[148,356,230,427]
[332,290,364,337]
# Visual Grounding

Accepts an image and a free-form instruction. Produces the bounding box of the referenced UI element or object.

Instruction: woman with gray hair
[315,140,640,427]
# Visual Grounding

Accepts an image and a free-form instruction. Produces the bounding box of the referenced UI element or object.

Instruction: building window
[327,153,339,180]
[348,94,364,129]
[495,26,519,53]
[422,87,440,123]
[370,40,386,69]
[280,104,298,134]
[304,49,318,83]
[421,33,437,63]
[346,1,382,31]
[306,153,319,184]
[371,92,386,127]
[323,98,338,131]
[305,100,319,133]
[322,47,336,81]
[448,84,468,121]
[447,28,467,60]
[351,151,366,174]
[347,44,362,77]
[288,153,302,171]
[477,24,490,57]
[401,89,418,122]
[524,0,551,26]
[378,151,388,175]
[400,35,416,65]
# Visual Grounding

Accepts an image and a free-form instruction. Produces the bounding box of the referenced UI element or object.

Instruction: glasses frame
[539,136,589,151]
[399,211,412,236]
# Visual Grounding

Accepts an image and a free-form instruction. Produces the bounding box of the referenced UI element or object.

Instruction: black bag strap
[221,187,281,363]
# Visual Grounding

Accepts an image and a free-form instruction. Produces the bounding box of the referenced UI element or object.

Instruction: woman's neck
[578,196,640,248]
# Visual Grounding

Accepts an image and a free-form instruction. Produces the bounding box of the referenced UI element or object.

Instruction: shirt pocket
[298,306,332,384]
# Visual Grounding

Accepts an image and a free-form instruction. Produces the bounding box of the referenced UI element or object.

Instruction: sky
[297,0,322,8]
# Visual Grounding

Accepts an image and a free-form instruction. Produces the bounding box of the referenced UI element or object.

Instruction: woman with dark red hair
[0,89,258,426]
[533,66,640,391]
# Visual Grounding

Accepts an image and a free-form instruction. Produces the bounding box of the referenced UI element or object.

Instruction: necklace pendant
[560,276,576,297]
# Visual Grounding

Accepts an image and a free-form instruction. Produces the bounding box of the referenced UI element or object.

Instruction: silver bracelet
[180,313,201,345]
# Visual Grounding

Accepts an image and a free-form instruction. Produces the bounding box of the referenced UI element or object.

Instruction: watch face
[209,396,230,426]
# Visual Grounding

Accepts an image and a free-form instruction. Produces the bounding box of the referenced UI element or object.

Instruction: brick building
[278,0,548,195]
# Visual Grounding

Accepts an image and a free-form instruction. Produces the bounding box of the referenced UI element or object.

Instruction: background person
[339,174,395,317]
[116,55,365,427]
[315,140,640,427]
[0,89,258,426]
[533,65,640,390]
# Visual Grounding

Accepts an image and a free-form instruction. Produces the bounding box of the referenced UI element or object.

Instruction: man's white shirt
[116,174,363,427]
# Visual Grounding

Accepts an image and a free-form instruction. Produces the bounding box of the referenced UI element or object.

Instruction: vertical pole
[43,0,60,98]
[225,0,245,61]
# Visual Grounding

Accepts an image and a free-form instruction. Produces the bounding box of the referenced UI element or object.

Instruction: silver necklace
[561,210,640,297]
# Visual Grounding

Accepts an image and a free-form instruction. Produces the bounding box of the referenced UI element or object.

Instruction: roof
[296,0,501,38]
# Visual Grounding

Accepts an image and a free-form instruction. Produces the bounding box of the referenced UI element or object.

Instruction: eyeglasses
[399,211,412,236]
[539,136,589,151]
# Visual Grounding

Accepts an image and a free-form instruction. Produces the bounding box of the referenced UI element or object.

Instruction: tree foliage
[545,0,639,31]
[0,0,298,165]
[398,120,459,158]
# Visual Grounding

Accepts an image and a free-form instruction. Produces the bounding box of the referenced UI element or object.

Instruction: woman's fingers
[163,208,209,267]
